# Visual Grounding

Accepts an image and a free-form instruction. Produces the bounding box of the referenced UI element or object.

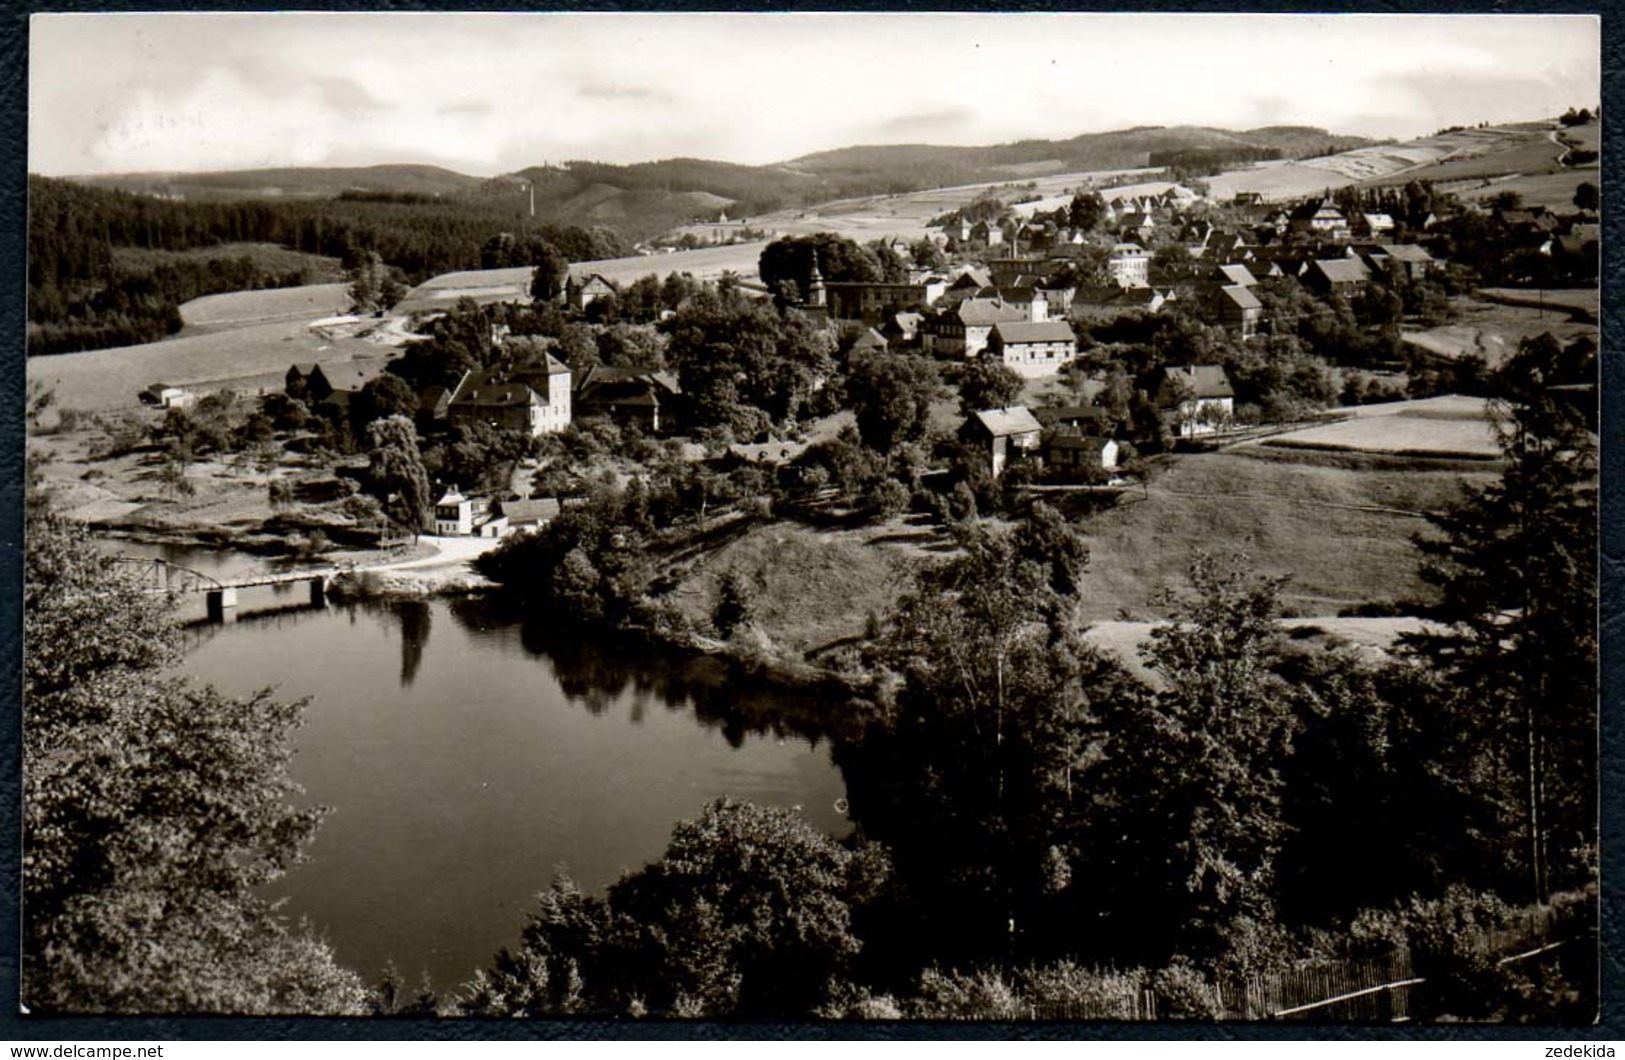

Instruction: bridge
[113,557,344,622]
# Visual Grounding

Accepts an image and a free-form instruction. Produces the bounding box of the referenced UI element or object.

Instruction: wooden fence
[1030,903,1561,1023]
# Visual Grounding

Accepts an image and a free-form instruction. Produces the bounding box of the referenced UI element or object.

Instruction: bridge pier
[205,587,238,624]
[308,576,328,609]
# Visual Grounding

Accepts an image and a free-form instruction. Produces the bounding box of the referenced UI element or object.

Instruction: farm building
[1157,364,1235,438]
[961,405,1043,478]
[1045,433,1120,476]
[926,298,1029,358]
[1210,284,1264,339]
[986,320,1078,379]
[574,366,681,433]
[448,361,571,436]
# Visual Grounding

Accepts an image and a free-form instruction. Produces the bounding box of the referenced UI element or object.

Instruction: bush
[1149,961,1223,1020]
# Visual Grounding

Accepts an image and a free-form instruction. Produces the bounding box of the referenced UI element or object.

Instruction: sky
[29,12,1601,178]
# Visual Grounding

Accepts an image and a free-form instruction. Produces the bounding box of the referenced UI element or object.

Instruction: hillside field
[27,314,392,412]
[1401,297,1596,366]
[180,283,354,328]
[1260,396,1501,460]
[1064,447,1492,622]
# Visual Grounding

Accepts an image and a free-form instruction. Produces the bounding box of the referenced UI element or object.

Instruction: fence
[1030,902,1561,1023]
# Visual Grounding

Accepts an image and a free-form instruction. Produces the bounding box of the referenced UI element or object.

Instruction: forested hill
[25,175,627,357]
[74,164,485,203]
[782,124,1378,183]
[64,123,1379,241]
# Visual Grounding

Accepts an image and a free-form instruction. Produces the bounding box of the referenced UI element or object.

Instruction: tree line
[26,175,628,356]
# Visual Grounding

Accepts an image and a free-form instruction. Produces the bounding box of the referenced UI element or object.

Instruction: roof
[500,498,561,524]
[1216,263,1257,286]
[1310,258,1372,284]
[316,359,390,392]
[1377,243,1434,263]
[852,327,888,350]
[1216,284,1263,311]
[951,299,1029,326]
[990,320,1077,345]
[1034,405,1110,426]
[449,370,544,408]
[1047,434,1115,453]
[952,268,993,290]
[1161,364,1234,400]
[968,406,1043,437]
[1110,243,1149,258]
[436,489,468,506]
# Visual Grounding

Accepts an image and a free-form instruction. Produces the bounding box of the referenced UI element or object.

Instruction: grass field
[113,242,343,281]
[1082,615,1441,687]
[1064,448,1491,622]
[180,283,354,328]
[27,315,391,412]
[1401,296,1596,365]
[665,518,941,658]
[1260,396,1501,459]
[1446,168,1599,212]
[396,242,779,314]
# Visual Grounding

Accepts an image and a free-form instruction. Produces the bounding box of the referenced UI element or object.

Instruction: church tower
[806,258,827,307]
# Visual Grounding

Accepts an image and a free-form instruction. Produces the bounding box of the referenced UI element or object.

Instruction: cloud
[313,76,392,115]
[875,106,977,138]
[438,101,495,118]
[577,84,670,103]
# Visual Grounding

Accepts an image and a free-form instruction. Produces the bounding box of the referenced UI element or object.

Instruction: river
[125,554,851,996]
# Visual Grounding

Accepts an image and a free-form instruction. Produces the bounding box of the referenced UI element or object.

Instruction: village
[120,173,1588,555]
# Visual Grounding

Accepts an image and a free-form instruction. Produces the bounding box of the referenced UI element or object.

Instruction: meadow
[1260,396,1502,460]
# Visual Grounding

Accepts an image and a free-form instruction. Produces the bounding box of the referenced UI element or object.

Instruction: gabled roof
[1216,284,1263,311]
[968,406,1044,437]
[1047,433,1116,454]
[500,498,562,525]
[951,268,993,290]
[990,320,1076,345]
[1161,364,1234,400]
[449,370,544,408]
[951,299,1029,326]
[1216,263,1258,287]
[316,359,390,392]
[1309,257,1372,284]
[1377,243,1434,263]
[1034,405,1110,426]
[852,327,888,350]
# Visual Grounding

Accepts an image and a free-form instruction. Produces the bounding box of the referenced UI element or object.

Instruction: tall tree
[958,358,1025,415]
[1082,553,1298,965]
[529,240,571,304]
[1404,336,1598,904]
[367,415,433,536]
[23,509,366,1013]
[845,350,941,453]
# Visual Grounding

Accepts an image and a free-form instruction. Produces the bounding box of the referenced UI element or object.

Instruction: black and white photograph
[19,11,1602,1026]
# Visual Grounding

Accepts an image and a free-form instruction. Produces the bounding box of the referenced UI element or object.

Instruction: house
[1069,285,1171,324]
[433,488,510,537]
[1210,284,1264,338]
[928,298,1029,358]
[286,358,390,405]
[995,286,1050,322]
[1301,257,1372,297]
[1233,191,1264,207]
[139,383,196,409]
[1289,201,1351,239]
[433,488,475,536]
[883,311,924,346]
[1355,213,1397,238]
[1369,243,1436,281]
[969,220,1005,247]
[822,279,946,322]
[1156,364,1235,438]
[574,366,681,432]
[1107,243,1151,288]
[850,327,889,354]
[447,360,572,436]
[986,320,1077,379]
[567,273,616,310]
[961,406,1043,477]
[1045,433,1120,477]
